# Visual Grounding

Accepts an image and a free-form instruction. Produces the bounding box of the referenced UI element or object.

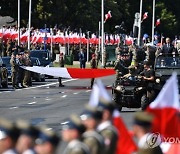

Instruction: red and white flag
[104,11,112,23]
[156,19,161,26]
[142,12,148,21]
[89,79,137,154]
[22,66,115,79]
[147,73,180,139]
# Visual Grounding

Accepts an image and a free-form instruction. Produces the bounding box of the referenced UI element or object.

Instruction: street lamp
[28,0,32,50]
[101,0,104,67]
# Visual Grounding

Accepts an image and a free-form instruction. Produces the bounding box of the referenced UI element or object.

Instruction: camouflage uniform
[97,121,118,154]
[90,54,97,88]
[10,55,19,88]
[82,131,104,154]
[22,52,32,87]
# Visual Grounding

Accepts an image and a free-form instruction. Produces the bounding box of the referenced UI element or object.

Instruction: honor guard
[0,118,20,154]
[15,120,39,154]
[97,98,118,154]
[22,50,32,88]
[35,126,60,154]
[62,114,90,154]
[81,104,104,154]
[10,53,19,89]
[133,111,163,154]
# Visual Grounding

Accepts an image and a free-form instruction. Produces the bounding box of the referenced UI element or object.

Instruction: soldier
[78,49,86,69]
[80,105,104,154]
[35,126,60,154]
[22,50,32,88]
[114,53,128,81]
[132,111,163,154]
[140,61,155,110]
[61,114,90,154]
[16,120,39,154]
[90,53,97,88]
[97,98,118,154]
[0,118,20,154]
[10,53,19,89]
[17,52,24,88]
[58,52,65,87]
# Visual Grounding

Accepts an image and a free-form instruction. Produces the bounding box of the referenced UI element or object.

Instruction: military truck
[154,53,180,93]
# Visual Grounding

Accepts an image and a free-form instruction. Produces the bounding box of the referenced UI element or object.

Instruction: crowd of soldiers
[0,94,162,154]
[10,50,32,89]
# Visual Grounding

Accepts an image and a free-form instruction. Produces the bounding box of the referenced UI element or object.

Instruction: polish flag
[104,11,112,23]
[89,79,137,154]
[142,12,148,21]
[156,19,161,26]
[147,73,180,139]
[22,67,115,79]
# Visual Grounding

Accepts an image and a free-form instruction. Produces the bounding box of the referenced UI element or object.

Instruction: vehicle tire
[141,94,149,110]
[41,78,45,82]
[113,93,122,111]
[2,79,8,88]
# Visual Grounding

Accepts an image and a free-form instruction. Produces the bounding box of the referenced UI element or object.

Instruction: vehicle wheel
[113,93,122,111]
[41,78,45,82]
[2,79,8,88]
[141,94,149,110]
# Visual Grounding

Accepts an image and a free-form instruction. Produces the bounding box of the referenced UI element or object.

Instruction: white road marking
[28,102,37,105]
[45,98,51,101]
[107,85,112,87]
[73,92,78,95]
[86,90,91,92]
[62,95,67,98]
[10,106,18,109]
[0,79,77,94]
[46,128,52,131]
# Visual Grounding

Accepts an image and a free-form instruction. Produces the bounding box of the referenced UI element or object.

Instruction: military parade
[0,0,180,154]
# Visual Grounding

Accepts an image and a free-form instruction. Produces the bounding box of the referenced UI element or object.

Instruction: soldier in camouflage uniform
[90,54,97,88]
[114,53,128,81]
[10,53,19,88]
[58,52,65,87]
[62,114,90,154]
[97,98,118,154]
[22,50,32,88]
[81,104,104,154]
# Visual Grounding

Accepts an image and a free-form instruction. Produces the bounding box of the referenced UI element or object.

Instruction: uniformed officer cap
[0,118,20,141]
[133,111,154,127]
[16,120,39,138]
[80,104,102,121]
[98,97,115,113]
[36,126,60,147]
[61,114,86,134]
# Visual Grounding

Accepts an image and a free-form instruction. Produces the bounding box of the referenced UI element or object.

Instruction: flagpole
[98,21,101,53]
[18,0,20,46]
[101,0,104,67]
[28,0,32,50]
[152,0,155,45]
[137,0,143,46]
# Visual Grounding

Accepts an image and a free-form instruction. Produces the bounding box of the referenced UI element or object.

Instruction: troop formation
[0,97,162,154]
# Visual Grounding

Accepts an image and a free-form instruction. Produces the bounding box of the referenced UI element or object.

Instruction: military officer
[35,126,60,154]
[61,114,90,154]
[58,52,65,87]
[132,111,163,154]
[22,50,32,88]
[97,98,118,154]
[16,120,39,154]
[10,53,19,89]
[0,118,20,154]
[80,104,104,154]
[90,53,97,88]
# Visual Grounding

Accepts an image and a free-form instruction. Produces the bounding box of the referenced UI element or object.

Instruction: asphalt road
[0,75,140,152]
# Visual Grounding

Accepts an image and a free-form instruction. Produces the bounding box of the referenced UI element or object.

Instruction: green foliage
[0,0,179,37]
